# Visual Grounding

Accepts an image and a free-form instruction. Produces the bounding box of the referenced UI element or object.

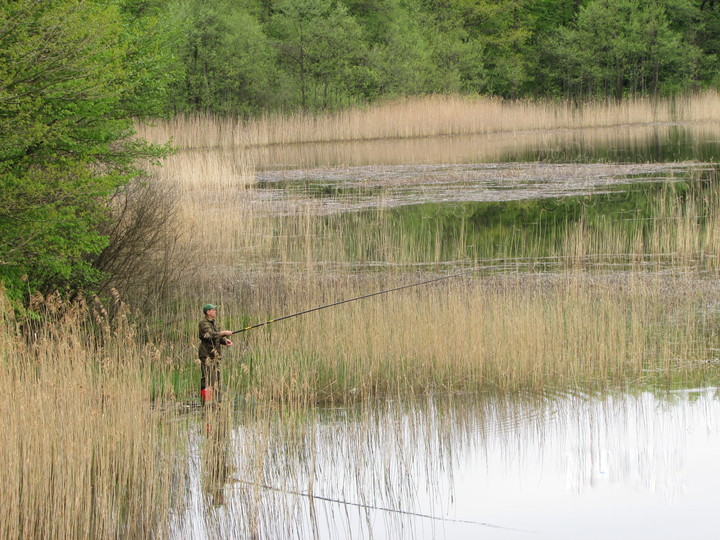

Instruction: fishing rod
[231,269,473,335]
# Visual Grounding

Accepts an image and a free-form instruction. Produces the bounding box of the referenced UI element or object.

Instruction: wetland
[165,120,720,539]
[4,96,720,539]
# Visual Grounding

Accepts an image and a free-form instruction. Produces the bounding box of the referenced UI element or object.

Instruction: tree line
[156,0,720,114]
[2,0,720,305]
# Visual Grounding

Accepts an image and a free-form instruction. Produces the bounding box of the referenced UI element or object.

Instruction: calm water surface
[237,124,720,217]
[174,389,720,539]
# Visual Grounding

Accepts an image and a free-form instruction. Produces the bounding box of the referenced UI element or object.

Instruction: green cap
[203,303,218,312]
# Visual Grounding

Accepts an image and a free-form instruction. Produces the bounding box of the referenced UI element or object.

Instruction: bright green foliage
[348,0,439,97]
[443,0,535,96]
[692,0,720,85]
[0,0,172,301]
[363,0,485,96]
[157,0,720,111]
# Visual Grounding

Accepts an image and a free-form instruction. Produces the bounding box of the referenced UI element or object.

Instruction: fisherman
[198,303,233,404]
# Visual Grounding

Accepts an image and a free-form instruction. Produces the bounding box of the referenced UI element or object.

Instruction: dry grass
[5,93,720,538]
[5,92,720,536]
[138,93,720,404]
[220,269,717,406]
[137,91,720,150]
[0,291,189,538]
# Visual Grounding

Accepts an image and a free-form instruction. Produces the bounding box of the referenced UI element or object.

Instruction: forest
[152,0,720,113]
[3,0,720,303]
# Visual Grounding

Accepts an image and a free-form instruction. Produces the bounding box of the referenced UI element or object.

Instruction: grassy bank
[132,93,720,405]
[139,172,720,405]
[4,94,720,535]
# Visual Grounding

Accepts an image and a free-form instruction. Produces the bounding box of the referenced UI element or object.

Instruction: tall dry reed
[132,93,720,405]
[222,267,716,406]
[0,290,189,539]
[136,92,720,150]
[193,173,717,402]
[5,94,720,537]
[141,107,720,405]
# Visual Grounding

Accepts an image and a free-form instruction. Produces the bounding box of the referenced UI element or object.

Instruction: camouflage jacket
[198,318,228,359]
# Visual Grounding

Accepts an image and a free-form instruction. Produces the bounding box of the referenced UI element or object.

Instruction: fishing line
[231,269,476,335]
[230,479,537,534]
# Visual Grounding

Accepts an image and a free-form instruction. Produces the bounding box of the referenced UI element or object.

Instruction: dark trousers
[200,356,221,398]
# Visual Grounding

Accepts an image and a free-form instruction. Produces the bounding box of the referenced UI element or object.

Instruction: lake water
[173,388,720,539]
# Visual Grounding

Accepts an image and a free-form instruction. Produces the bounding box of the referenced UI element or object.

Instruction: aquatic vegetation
[4,94,720,537]
[0,291,189,538]
[137,92,720,150]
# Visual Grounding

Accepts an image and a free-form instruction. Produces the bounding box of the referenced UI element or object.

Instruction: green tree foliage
[363,0,485,96]
[693,0,720,85]
[156,0,720,112]
[545,0,703,98]
[353,0,449,96]
[269,0,367,109]
[0,0,717,306]
[0,0,172,301]
[443,0,535,96]
[166,0,278,115]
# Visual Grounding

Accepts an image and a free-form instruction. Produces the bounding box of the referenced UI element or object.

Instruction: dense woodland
[3,0,720,304]
[154,0,720,112]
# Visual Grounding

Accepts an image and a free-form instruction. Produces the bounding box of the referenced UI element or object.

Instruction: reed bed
[212,269,715,407]
[144,172,720,403]
[154,161,720,295]
[140,96,720,404]
[137,91,720,150]
[0,291,190,539]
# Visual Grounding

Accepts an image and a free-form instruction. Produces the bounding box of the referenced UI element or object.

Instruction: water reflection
[239,123,720,170]
[251,161,712,216]
[202,407,232,508]
[171,388,720,539]
[242,169,719,278]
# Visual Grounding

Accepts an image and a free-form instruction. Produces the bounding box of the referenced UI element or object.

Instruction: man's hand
[220,330,232,336]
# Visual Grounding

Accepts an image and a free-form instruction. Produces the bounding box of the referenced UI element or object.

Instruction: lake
[173,388,720,539]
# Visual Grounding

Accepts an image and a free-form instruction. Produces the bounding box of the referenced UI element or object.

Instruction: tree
[547,0,702,98]
[0,0,173,302]
[444,0,536,96]
[269,0,366,110]
[165,0,279,115]
[692,0,720,85]
[343,0,486,98]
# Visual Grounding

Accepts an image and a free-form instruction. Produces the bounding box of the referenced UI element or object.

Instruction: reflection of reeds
[7,94,720,538]
[3,200,718,538]
[175,390,711,538]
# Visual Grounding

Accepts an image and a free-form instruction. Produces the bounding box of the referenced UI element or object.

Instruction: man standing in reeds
[198,304,233,404]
